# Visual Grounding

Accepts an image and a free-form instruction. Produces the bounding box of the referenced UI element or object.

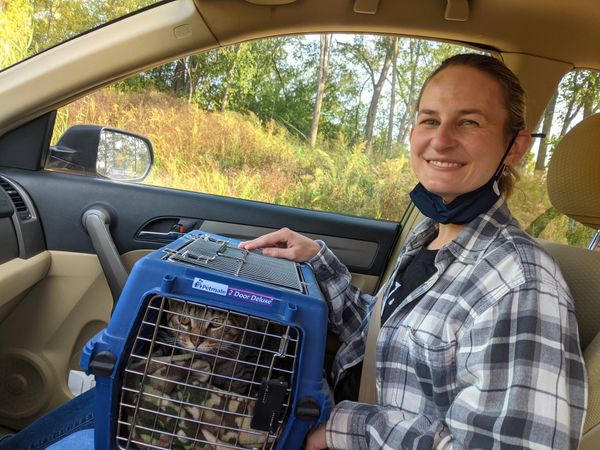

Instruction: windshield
[0,0,169,72]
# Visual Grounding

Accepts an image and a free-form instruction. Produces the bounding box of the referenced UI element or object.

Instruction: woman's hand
[305,424,328,450]
[238,227,320,262]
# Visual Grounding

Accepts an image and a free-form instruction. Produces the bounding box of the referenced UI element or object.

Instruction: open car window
[49,33,600,244]
[50,34,482,222]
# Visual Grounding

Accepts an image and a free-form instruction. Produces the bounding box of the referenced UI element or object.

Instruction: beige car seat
[542,113,600,450]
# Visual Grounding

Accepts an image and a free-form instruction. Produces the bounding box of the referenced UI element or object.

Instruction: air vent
[0,177,31,221]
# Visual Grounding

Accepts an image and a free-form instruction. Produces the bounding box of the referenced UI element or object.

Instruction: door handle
[137,230,182,241]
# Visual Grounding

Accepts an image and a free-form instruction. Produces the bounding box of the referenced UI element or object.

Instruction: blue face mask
[409,132,519,225]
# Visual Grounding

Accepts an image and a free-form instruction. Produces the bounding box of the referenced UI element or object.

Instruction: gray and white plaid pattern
[308,198,587,449]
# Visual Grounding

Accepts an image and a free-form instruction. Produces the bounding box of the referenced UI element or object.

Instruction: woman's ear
[505,130,532,165]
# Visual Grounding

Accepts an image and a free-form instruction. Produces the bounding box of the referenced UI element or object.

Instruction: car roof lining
[195,0,600,70]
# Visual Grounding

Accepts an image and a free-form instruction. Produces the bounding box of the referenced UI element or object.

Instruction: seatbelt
[358,203,423,405]
[358,279,389,404]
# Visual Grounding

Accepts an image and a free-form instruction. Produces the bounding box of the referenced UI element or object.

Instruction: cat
[162,299,273,396]
[120,296,291,449]
[121,352,273,449]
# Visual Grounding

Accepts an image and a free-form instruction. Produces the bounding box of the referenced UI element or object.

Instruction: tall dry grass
[55,88,592,247]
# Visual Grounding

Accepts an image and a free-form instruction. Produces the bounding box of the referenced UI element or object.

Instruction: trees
[394,39,430,147]
[7,1,598,165]
[0,0,33,69]
[520,68,600,244]
[8,6,598,245]
[363,37,394,155]
[24,0,155,57]
[386,37,399,155]
[535,91,558,171]
[309,35,331,148]
[533,69,600,173]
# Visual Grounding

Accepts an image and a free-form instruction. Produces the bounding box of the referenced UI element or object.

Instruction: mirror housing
[47,125,153,181]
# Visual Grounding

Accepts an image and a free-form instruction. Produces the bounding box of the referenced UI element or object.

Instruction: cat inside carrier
[81,231,332,450]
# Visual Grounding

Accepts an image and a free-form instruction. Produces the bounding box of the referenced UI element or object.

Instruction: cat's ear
[166,298,183,312]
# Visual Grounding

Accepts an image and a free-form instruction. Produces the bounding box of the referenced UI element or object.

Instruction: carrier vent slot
[166,234,305,293]
[0,177,31,220]
[116,296,299,450]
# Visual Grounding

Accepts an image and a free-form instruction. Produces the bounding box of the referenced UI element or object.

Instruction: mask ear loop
[493,131,520,180]
[492,131,520,196]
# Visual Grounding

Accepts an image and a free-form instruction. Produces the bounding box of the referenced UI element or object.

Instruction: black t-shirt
[380,246,438,324]
[333,246,438,403]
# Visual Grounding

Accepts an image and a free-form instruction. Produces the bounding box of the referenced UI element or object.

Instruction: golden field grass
[54,88,593,247]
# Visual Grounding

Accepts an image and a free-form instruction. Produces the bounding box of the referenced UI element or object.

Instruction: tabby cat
[122,353,272,449]
[121,297,293,449]
[162,299,270,396]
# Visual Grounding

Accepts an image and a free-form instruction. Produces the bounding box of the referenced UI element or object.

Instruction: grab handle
[82,207,128,306]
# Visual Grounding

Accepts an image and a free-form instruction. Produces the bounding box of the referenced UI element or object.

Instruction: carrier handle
[82,207,128,307]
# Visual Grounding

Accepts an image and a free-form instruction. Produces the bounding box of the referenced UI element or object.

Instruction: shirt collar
[406,197,516,265]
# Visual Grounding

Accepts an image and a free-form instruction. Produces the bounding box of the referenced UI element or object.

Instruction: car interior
[0,0,599,448]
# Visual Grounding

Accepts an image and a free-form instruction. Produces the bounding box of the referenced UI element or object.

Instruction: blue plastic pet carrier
[81,231,332,450]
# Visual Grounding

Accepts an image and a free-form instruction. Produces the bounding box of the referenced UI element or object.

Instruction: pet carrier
[81,231,332,450]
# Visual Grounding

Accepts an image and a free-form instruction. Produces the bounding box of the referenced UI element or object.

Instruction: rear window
[507,69,600,248]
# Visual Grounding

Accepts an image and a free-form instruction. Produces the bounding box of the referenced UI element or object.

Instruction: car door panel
[0,250,111,429]
[3,168,400,276]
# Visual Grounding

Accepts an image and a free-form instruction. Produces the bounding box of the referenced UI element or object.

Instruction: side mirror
[48,125,154,182]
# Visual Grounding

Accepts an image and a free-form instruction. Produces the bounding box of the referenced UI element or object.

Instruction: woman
[239,54,587,449]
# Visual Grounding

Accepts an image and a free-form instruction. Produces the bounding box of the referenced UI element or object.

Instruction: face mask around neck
[409,132,519,225]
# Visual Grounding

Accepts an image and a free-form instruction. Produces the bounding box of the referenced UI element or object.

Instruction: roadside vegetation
[55,87,594,247]
[55,89,418,222]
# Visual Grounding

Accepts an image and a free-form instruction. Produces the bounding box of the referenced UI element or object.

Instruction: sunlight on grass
[54,88,592,247]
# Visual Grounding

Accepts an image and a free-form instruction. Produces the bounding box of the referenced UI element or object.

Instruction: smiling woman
[0,0,170,71]
[240,54,586,450]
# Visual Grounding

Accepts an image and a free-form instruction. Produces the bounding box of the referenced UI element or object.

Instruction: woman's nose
[431,123,458,150]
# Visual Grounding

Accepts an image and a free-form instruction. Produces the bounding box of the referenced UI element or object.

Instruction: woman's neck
[426,223,467,250]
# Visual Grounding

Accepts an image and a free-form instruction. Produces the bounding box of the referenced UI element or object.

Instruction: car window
[0,0,169,72]
[50,35,482,222]
[508,69,600,248]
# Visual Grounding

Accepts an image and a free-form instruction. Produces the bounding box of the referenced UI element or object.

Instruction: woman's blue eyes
[419,119,479,126]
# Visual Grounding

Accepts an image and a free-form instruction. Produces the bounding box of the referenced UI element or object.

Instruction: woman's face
[410,65,521,203]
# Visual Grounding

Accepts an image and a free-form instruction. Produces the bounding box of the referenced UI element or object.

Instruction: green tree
[0,0,33,69]
[535,91,558,171]
[28,0,155,56]
[385,37,399,155]
[309,34,331,148]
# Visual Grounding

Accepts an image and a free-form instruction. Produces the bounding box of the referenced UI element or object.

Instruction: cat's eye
[179,316,191,326]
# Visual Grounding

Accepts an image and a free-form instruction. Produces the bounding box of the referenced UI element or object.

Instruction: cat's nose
[191,335,201,348]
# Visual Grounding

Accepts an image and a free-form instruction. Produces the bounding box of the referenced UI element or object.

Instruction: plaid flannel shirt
[308,198,587,449]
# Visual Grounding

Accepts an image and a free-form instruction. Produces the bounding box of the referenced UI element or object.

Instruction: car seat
[540,113,600,450]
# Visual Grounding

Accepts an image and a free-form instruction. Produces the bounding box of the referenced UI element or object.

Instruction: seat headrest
[547,113,600,230]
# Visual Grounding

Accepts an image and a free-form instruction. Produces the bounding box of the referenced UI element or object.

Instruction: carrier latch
[251,379,288,432]
[295,397,321,421]
[88,351,116,377]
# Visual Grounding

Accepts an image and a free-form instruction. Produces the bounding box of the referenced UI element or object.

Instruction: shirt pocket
[407,328,458,415]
